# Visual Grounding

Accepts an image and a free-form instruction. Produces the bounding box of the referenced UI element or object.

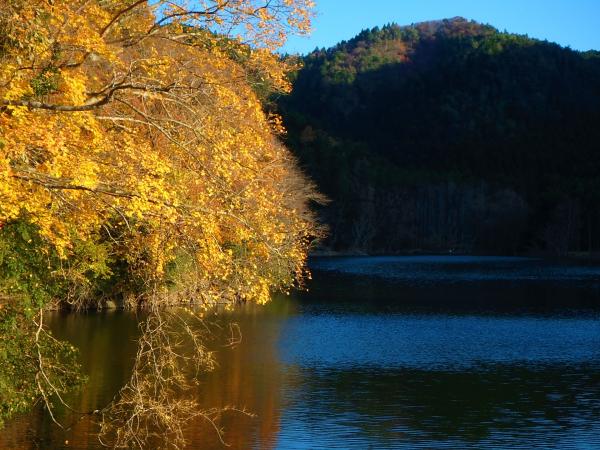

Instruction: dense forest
[278,17,600,254]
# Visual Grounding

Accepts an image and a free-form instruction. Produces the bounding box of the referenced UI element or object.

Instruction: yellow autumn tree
[0,1,322,442]
[0,0,321,309]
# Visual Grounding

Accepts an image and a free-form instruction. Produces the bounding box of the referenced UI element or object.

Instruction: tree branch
[0,82,177,112]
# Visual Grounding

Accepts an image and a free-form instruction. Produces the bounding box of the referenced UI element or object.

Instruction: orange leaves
[0,0,319,306]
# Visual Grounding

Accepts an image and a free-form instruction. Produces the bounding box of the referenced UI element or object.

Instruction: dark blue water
[310,255,600,284]
[3,256,600,449]
[272,256,600,449]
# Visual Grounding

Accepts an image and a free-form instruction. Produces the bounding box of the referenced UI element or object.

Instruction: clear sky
[282,0,600,54]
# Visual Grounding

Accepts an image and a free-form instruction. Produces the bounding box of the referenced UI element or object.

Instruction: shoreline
[309,249,600,263]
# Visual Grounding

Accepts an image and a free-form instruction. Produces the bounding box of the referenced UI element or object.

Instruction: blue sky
[282,0,600,54]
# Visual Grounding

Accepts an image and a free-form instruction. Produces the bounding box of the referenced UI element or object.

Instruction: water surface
[3,256,600,449]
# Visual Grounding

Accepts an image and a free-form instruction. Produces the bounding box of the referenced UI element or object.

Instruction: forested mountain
[277,17,600,254]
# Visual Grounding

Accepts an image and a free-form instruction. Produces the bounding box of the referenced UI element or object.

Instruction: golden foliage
[0,0,321,308]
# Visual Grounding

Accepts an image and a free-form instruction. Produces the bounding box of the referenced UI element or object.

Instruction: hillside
[277,17,600,254]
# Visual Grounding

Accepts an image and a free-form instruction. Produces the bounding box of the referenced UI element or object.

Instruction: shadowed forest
[277,17,600,254]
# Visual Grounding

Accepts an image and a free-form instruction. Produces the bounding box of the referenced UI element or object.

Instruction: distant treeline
[277,17,600,254]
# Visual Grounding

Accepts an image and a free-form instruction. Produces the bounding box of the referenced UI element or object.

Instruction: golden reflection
[0,297,300,449]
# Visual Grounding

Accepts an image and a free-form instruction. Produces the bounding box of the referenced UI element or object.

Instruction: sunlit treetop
[0,0,322,308]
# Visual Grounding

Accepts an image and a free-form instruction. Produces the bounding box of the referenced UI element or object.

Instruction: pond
[3,256,600,449]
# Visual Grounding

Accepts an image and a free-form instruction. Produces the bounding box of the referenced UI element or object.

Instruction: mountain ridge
[277,18,600,254]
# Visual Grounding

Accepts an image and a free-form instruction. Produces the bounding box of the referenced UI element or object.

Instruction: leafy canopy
[0,0,320,307]
[0,1,320,433]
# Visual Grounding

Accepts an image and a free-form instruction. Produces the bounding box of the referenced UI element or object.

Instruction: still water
[3,256,600,449]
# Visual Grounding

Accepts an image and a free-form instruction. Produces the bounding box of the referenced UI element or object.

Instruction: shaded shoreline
[309,249,600,264]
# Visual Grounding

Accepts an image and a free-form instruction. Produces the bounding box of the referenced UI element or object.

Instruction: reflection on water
[2,256,600,449]
[280,314,600,369]
[310,255,600,284]
[280,365,600,449]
